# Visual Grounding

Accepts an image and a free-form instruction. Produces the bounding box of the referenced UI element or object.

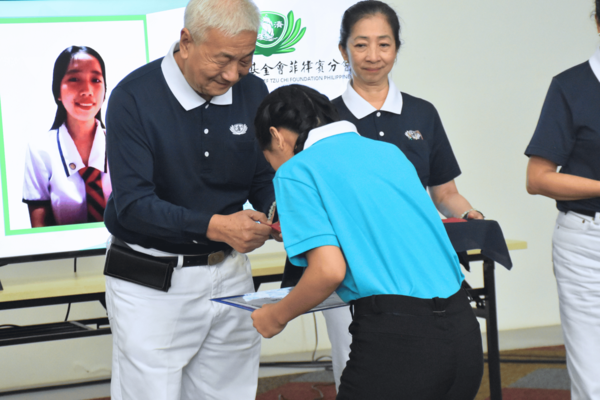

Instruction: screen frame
[0,248,106,266]
[0,13,149,265]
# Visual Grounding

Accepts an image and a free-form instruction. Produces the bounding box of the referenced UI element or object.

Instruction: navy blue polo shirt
[525,48,600,213]
[104,42,274,254]
[332,79,461,188]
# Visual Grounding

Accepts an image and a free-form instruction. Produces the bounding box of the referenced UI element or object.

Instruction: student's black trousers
[337,289,484,400]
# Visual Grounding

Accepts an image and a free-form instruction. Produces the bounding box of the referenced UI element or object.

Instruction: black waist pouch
[104,240,175,292]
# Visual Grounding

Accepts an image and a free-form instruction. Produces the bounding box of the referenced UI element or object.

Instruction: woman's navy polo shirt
[525,47,600,213]
[332,79,461,188]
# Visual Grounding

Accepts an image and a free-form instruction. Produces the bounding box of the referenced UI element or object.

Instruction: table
[0,251,287,347]
[0,239,525,400]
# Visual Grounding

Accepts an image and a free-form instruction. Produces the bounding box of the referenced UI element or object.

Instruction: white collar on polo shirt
[59,121,106,175]
[590,47,600,84]
[303,121,359,150]
[341,76,403,119]
[161,41,233,111]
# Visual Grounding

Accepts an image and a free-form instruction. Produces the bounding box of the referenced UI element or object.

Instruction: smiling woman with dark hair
[252,84,483,400]
[22,46,111,227]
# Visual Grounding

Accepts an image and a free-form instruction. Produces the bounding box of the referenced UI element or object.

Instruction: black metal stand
[484,258,502,400]
[0,291,111,346]
[0,292,106,311]
[443,219,512,400]
[465,256,502,400]
[0,317,110,347]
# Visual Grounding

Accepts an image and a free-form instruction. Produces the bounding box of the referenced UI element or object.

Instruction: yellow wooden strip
[248,251,287,277]
[506,239,528,251]
[466,239,528,255]
[0,241,527,303]
[0,270,105,303]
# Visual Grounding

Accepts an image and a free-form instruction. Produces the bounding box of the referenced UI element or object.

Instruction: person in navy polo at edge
[525,3,600,398]
[102,0,277,399]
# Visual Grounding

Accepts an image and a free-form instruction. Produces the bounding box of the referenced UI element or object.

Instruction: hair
[254,85,340,154]
[184,0,261,43]
[51,46,106,130]
[339,0,401,52]
[596,0,599,24]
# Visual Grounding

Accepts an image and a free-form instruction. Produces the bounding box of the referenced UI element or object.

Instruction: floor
[475,345,569,400]
[0,325,565,399]
[0,381,111,400]
[0,365,329,399]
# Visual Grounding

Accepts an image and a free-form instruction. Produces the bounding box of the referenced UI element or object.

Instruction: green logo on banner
[255,11,306,57]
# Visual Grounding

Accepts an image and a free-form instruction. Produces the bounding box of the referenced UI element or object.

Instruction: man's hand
[251,303,287,338]
[207,210,273,253]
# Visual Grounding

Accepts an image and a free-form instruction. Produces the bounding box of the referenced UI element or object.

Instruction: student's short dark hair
[254,85,340,154]
[51,46,106,130]
[596,0,599,24]
[339,0,401,51]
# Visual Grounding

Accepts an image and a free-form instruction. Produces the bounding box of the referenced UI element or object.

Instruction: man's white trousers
[553,211,600,400]
[105,250,260,400]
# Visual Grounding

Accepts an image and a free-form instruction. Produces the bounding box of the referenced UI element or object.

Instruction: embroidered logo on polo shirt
[230,124,248,135]
[405,130,423,140]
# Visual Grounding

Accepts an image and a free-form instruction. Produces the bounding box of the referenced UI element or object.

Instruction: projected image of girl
[22,46,111,227]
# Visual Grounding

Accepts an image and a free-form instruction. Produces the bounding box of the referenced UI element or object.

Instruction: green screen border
[0,15,149,236]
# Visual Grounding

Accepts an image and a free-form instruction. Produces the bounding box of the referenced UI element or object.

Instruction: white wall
[0,0,598,392]
[386,0,598,331]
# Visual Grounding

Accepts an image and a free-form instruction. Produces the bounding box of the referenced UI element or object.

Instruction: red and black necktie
[79,167,106,222]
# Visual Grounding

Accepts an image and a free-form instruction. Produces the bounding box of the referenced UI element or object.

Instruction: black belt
[350,289,468,318]
[111,237,232,267]
[568,209,599,218]
[165,249,232,267]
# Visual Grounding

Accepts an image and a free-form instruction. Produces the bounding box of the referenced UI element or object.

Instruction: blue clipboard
[211,287,347,313]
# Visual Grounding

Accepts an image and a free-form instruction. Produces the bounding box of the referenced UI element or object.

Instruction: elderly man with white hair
[103,0,276,398]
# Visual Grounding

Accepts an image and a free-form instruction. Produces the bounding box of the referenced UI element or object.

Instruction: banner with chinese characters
[252,0,357,100]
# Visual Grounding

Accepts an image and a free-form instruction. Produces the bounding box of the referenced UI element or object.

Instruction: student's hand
[251,304,287,338]
[207,210,273,253]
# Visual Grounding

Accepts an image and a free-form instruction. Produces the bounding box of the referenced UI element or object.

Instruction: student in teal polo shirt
[251,84,483,399]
